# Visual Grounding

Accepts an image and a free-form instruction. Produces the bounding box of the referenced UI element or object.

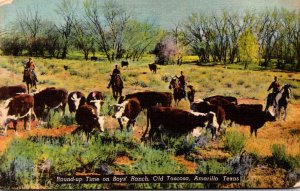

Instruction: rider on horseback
[175,71,186,99]
[267,76,280,106]
[23,58,38,82]
[107,64,123,89]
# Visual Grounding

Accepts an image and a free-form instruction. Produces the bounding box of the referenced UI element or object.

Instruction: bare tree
[55,0,77,59]
[72,18,96,60]
[102,0,131,60]
[84,0,112,62]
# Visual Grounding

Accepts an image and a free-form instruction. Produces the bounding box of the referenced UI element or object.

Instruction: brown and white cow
[75,104,105,141]
[0,94,34,135]
[141,106,213,144]
[34,87,68,119]
[190,99,226,131]
[87,91,104,116]
[68,91,86,113]
[0,84,26,100]
[118,91,172,109]
[110,98,142,131]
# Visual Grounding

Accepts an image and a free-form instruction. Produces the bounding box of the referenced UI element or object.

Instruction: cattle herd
[0,80,279,145]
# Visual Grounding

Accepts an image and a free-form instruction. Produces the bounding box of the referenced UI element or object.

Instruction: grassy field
[0,55,299,189]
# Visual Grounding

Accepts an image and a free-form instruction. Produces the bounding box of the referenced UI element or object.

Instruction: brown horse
[24,69,37,93]
[169,77,185,106]
[111,74,123,100]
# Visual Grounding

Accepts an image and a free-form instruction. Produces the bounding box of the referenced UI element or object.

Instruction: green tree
[238,28,259,69]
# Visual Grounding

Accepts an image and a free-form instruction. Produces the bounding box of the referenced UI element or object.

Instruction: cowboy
[23,58,38,82]
[176,71,186,98]
[267,76,280,107]
[267,76,280,94]
[107,64,123,89]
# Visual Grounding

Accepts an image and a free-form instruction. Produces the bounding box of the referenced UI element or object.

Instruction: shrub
[120,146,197,189]
[60,113,76,126]
[229,152,252,180]
[42,111,62,129]
[101,95,115,116]
[196,160,232,189]
[223,131,246,155]
[197,160,232,174]
[131,80,148,88]
[0,35,26,56]
[166,135,197,156]
[237,80,245,85]
[270,144,299,170]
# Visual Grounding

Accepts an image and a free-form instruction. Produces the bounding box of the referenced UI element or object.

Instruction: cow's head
[110,101,128,119]
[190,111,210,127]
[71,93,82,111]
[90,99,104,116]
[94,116,105,132]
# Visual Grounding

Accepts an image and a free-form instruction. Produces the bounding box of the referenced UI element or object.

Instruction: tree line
[0,0,299,70]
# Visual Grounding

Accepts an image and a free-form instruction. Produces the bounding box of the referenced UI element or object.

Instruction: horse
[24,69,37,93]
[111,74,123,100]
[168,77,185,106]
[265,84,292,120]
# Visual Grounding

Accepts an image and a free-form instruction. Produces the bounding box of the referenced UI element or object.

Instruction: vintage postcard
[0,0,299,189]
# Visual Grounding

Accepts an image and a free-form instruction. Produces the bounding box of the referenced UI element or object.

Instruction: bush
[60,113,76,126]
[0,35,26,56]
[101,95,115,116]
[223,131,246,155]
[197,160,232,174]
[196,159,233,189]
[229,152,252,180]
[270,144,299,170]
[120,146,197,189]
[166,135,197,156]
[42,111,62,129]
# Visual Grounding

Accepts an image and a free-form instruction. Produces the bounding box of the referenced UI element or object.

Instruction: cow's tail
[141,110,150,142]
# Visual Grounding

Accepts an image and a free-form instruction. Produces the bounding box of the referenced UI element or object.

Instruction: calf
[87,91,104,116]
[75,104,104,141]
[223,104,276,137]
[0,84,26,100]
[141,106,213,143]
[118,91,172,109]
[34,87,68,119]
[0,94,34,135]
[110,98,142,131]
[121,60,129,68]
[68,91,86,113]
[190,99,225,131]
[148,63,157,74]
